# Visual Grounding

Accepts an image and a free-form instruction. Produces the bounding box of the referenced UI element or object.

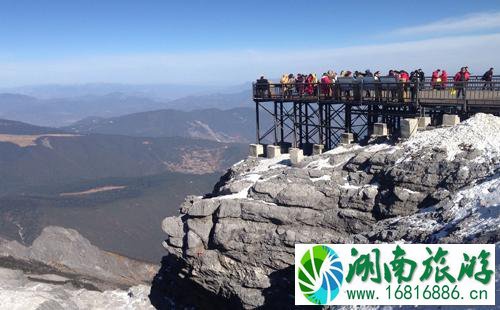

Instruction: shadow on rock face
[260,265,310,310]
[149,255,244,310]
[260,265,295,309]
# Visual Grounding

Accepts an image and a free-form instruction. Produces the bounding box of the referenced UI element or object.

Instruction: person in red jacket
[454,67,469,98]
[320,73,332,97]
[440,70,448,89]
[464,67,471,81]
[304,74,315,96]
[431,69,441,89]
[399,70,410,100]
[399,70,410,81]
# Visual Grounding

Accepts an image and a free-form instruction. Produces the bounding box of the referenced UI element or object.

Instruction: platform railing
[253,76,500,106]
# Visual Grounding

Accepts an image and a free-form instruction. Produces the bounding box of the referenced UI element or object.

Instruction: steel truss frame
[255,101,390,153]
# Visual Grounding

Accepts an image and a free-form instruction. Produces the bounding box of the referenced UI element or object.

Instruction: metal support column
[273,102,278,144]
[325,104,331,149]
[319,102,324,145]
[345,103,352,133]
[279,101,284,143]
[293,102,298,147]
[305,104,309,143]
[299,103,303,146]
[255,101,260,143]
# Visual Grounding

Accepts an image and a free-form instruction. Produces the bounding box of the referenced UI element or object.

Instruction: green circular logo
[297,245,344,304]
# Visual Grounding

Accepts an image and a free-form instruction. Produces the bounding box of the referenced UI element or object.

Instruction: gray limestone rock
[187,199,221,217]
[275,183,325,209]
[161,216,184,238]
[187,216,213,246]
[157,114,500,309]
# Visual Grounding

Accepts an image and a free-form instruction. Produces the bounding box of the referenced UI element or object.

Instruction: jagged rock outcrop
[0,226,158,289]
[158,113,500,309]
[0,226,158,309]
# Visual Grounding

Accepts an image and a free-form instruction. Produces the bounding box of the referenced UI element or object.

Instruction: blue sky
[1,0,500,86]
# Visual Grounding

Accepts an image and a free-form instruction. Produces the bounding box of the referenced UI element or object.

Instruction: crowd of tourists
[255,67,495,99]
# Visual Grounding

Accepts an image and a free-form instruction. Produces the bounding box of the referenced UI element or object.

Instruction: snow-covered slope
[400,112,500,161]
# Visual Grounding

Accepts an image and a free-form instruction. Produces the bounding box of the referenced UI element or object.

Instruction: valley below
[0,172,220,263]
[0,115,247,263]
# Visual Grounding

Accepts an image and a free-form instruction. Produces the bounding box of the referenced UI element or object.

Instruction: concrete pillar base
[442,114,460,126]
[401,118,418,138]
[289,148,304,165]
[312,144,324,155]
[418,116,431,129]
[341,132,354,145]
[249,144,264,157]
[279,142,292,154]
[266,145,281,158]
[373,123,388,136]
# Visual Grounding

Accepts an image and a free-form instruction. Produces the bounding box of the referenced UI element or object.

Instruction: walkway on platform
[253,76,500,109]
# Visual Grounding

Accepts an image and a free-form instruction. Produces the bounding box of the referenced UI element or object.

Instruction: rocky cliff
[157,113,500,309]
[0,226,158,309]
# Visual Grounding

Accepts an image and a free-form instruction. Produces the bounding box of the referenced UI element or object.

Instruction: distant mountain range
[0,84,252,127]
[0,119,59,135]
[163,90,251,111]
[0,93,170,126]
[0,82,251,100]
[64,107,257,143]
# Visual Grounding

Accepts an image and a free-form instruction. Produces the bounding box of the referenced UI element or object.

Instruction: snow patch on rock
[310,175,331,182]
[401,113,500,161]
[252,154,290,173]
[305,157,335,170]
[443,175,499,239]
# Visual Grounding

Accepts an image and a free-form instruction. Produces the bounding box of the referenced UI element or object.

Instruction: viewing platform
[251,76,500,153]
